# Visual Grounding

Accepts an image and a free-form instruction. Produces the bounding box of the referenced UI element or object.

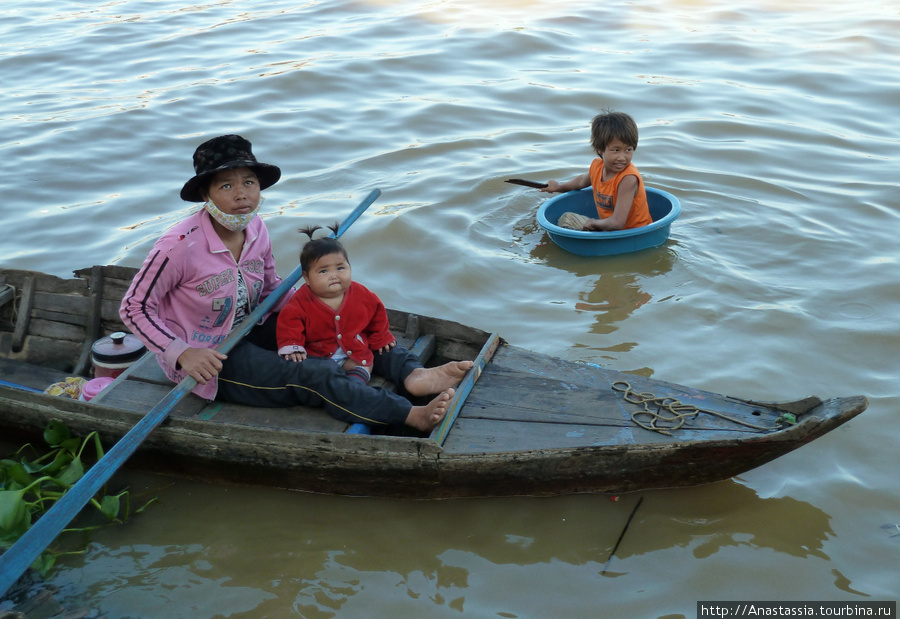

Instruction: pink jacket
[120,209,294,399]
[276,282,395,368]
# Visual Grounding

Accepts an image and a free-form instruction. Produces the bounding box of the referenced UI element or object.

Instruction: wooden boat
[0,265,867,499]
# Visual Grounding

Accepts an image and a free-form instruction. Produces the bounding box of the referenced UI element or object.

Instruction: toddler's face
[304,252,352,300]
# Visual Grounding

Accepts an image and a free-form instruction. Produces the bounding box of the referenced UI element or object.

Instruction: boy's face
[303,252,352,301]
[600,137,634,175]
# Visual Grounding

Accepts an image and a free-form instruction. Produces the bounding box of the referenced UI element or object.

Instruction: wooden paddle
[0,189,381,596]
[505,178,548,189]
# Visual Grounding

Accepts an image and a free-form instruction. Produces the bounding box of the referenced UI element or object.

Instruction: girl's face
[600,137,634,176]
[205,167,260,215]
[303,252,352,301]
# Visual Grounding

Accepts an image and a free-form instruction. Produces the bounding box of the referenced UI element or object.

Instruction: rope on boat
[611,381,797,436]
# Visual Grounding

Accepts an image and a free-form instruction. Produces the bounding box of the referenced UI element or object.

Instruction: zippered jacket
[120,209,294,399]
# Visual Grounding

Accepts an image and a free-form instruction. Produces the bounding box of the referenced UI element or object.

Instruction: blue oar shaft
[0,189,380,596]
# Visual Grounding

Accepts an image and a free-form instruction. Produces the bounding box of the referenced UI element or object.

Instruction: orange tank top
[588,158,653,229]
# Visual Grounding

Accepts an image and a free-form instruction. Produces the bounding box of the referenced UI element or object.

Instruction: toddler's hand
[278,344,307,362]
[377,340,397,354]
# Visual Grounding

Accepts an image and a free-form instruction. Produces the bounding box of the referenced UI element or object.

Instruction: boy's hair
[298,223,349,273]
[590,110,639,153]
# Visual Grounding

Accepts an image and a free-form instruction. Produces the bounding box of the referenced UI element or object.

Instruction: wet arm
[584,175,638,231]
[540,172,591,194]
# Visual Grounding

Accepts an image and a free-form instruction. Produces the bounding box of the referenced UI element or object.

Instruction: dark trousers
[216,317,422,427]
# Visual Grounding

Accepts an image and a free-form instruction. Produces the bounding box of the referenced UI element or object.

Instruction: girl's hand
[177,347,227,384]
[377,340,397,354]
[282,351,307,362]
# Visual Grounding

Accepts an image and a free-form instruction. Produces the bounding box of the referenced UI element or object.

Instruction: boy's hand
[282,351,306,363]
[541,180,563,193]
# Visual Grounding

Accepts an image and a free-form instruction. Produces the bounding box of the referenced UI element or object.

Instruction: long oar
[0,189,381,596]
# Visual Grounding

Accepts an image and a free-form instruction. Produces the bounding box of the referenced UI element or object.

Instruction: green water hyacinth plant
[0,421,156,574]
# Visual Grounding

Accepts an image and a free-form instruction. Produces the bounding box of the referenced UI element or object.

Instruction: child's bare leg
[405,388,455,431]
[404,361,473,397]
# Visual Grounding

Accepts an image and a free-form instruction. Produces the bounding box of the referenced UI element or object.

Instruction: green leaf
[43,420,72,446]
[58,437,82,455]
[0,489,28,533]
[99,494,121,521]
[36,450,74,477]
[31,552,57,577]
[4,461,36,488]
[55,458,84,487]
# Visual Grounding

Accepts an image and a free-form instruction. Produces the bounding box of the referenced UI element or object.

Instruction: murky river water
[2,0,898,616]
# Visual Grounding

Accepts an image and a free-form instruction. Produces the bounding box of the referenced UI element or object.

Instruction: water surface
[2,0,898,616]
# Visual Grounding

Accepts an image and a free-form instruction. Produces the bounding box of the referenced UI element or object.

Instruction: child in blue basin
[541,110,653,231]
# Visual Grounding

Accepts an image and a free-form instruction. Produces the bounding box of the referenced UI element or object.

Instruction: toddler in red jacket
[276,225,396,384]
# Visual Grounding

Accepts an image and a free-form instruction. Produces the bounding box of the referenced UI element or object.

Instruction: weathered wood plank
[489,344,608,385]
[74,265,104,376]
[431,332,501,445]
[30,307,88,328]
[0,269,89,299]
[441,416,637,453]
[461,362,629,425]
[0,357,72,392]
[11,277,35,352]
[92,377,207,417]
[0,284,13,309]
[32,291,91,318]
[20,317,84,343]
[116,352,170,385]
[198,401,347,433]
[0,333,80,372]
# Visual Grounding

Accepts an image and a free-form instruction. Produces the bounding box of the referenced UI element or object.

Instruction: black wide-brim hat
[180,134,282,202]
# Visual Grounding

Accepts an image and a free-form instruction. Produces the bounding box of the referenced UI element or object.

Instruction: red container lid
[91,331,146,364]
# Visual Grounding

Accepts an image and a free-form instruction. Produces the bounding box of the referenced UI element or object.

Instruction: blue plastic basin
[536,187,681,256]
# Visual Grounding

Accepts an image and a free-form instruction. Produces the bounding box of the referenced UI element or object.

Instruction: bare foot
[404,361,473,397]
[405,388,455,432]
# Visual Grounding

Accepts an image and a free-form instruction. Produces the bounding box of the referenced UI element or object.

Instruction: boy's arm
[541,172,591,193]
[584,175,639,231]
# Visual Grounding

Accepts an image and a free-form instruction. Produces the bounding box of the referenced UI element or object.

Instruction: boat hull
[0,266,867,498]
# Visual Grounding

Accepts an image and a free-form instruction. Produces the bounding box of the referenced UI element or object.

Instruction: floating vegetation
[0,420,157,575]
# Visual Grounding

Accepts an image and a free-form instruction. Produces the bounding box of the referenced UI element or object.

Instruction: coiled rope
[611,380,796,436]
